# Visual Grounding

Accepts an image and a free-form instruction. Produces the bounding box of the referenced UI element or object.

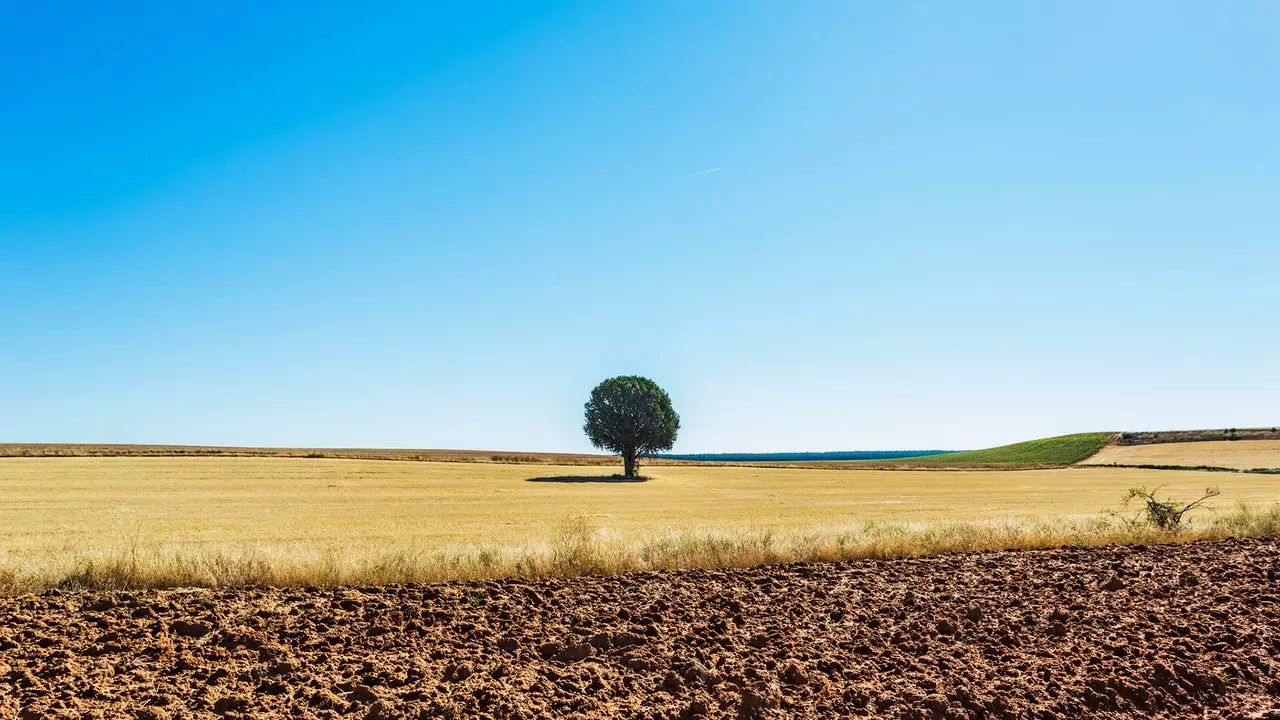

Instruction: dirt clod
[663,670,684,691]
[363,700,394,720]
[170,619,213,637]
[211,696,249,714]
[782,661,810,686]
[923,693,949,714]
[350,685,380,704]
[682,698,710,718]
[739,682,782,719]
[554,642,594,662]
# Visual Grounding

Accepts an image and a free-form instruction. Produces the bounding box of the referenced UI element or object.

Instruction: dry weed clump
[1123,486,1221,531]
[3,505,1278,595]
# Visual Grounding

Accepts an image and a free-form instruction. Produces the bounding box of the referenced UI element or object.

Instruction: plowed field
[4,537,1279,719]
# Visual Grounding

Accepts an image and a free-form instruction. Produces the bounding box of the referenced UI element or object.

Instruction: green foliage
[583,376,680,478]
[1123,485,1221,531]
[897,432,1112,467]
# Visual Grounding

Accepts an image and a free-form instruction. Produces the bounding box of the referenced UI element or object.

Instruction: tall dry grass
[3,504,1277,595]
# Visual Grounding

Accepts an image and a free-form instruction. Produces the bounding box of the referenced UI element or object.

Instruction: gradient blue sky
[2,1,1277,452]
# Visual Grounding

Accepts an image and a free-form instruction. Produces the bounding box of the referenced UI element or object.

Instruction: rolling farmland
[3,441,1280,718]
[3,455,1279,592]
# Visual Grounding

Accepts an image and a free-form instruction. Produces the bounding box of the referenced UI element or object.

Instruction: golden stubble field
[1083,439,1280,470]
[2,457,1279,591]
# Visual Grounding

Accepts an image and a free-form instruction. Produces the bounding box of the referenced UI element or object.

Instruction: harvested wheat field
[4,457,1280,592]
[3,537,1280,719]
[1084,440,1280,471]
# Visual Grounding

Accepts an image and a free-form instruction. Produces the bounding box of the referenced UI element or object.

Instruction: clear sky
[2,1,1277,453]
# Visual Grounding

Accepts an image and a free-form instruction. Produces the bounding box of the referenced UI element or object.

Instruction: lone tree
[583,376,680,478]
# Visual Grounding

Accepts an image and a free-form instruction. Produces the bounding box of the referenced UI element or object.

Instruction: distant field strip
[1084,439,1280,471]
[0,443,617,465]
[887,432,1113,467]
[3,457,1280,592]
[661,450,955,462]
[0,437,1108,470]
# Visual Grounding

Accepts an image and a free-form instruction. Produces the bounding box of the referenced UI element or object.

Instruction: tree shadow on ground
[525,475,649,484]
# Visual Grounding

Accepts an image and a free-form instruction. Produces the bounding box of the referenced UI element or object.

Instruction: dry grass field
[1083,439,1280,470]
[3,456,1280,593]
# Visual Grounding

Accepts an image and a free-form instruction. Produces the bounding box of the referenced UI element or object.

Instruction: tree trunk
[623,450,637,479]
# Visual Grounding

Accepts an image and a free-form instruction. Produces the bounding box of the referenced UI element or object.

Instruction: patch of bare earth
[3,539,1280,719]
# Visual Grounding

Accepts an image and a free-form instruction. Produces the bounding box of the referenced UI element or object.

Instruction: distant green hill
[895,432,1112,467]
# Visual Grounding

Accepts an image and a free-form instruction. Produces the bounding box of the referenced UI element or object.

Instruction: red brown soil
[3,538,1280,719]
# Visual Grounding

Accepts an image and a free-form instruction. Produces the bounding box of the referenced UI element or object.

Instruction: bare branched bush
[1124,485,1221,531]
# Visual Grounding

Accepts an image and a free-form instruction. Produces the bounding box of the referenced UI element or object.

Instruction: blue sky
[2,1,1277,452]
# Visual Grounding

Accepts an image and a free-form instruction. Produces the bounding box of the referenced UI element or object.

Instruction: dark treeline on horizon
[659,450,958,463]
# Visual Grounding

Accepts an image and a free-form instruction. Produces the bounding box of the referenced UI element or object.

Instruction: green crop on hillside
[897,433,1112,467]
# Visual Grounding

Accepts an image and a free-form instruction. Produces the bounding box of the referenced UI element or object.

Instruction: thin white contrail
[694,167,721,175]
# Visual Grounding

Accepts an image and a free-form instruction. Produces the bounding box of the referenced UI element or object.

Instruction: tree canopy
[583,376,680,478]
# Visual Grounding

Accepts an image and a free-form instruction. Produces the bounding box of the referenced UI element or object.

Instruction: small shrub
[1124,486,1220,531]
